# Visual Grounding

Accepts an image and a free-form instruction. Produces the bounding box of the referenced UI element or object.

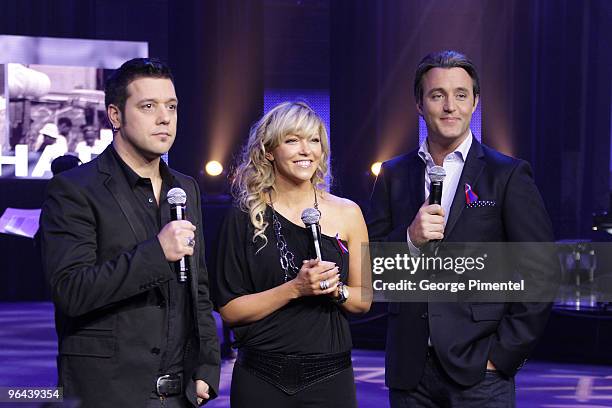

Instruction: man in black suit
[367,50,554,407]
[40,58,220,407]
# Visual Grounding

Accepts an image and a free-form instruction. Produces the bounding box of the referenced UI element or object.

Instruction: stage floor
[2,302,611,407]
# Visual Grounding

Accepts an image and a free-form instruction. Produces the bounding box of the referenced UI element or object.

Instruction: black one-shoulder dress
[214,206,357,408]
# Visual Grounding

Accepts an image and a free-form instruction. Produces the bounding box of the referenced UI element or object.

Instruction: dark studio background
[1,0,612,362]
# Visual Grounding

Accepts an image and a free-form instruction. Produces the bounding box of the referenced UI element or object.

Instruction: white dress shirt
[407,132,473,254]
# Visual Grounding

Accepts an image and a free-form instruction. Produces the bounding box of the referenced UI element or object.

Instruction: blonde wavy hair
[231,101,331,250]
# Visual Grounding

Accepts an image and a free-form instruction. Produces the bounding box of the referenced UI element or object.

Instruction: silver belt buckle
[156,374,170,395]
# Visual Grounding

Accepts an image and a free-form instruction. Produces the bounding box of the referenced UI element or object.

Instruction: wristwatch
[335,282,349,304]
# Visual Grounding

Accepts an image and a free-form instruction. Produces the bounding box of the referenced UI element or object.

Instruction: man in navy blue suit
[367,50,555,407]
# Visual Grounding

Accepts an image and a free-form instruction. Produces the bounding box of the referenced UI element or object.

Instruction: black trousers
[389,350,515,408]
[146,395,192,408]
[230,363,357,408]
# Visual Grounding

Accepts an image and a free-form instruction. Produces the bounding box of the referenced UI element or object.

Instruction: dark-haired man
[57,117,76,151]
[41,58,220,407]
[367,50,554,407]
[57,117,72,138]
[75,125,106,162]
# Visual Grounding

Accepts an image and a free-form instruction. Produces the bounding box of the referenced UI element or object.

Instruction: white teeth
[295,161,311,168]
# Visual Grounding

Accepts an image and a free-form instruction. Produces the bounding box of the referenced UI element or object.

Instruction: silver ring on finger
[186,237,196,248]
[319,279,329,290]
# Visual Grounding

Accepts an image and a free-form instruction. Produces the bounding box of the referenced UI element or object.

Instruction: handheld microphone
[428,165,446,205]
[427,166,446,254]
[167,187,189,283]
[301,208,323,260]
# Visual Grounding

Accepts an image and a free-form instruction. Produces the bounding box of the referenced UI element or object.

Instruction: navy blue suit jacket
[367,137,555,389]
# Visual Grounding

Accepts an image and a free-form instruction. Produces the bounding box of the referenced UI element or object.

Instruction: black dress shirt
[110,147,192,376]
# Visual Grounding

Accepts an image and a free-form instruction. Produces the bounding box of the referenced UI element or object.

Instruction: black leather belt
[236,349,352,395]
[156,373,182,396]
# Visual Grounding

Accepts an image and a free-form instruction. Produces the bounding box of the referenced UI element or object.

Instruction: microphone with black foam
[301,208,323,260]
[428,165,446,206]
[167,187,189,283]
[427,166,446,253]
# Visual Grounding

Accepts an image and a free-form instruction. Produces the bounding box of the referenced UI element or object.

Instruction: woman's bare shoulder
[320,192,363,216]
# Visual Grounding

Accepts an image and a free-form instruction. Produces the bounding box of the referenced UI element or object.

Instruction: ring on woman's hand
[186,238,196,248]
[319,280,329,290]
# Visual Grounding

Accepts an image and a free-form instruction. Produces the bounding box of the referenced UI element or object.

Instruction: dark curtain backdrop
[0,0,170,60]
[2,1,612,301]
[3,0,610,238]
[330,0,612,239]
[168,0,263,192]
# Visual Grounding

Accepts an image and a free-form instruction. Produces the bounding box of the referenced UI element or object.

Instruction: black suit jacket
[367,137,555,389]
[40,147,220,407]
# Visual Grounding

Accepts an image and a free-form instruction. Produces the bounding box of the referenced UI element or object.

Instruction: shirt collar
[110,145,175,188]
[418,131,473,165]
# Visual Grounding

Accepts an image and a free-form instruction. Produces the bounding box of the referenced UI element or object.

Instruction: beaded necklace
[268,189,320,281]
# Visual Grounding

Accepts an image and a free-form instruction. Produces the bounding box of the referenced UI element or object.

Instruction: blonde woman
[214,101,371,407]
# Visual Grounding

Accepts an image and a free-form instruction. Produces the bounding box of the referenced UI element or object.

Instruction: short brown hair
[414,50,480,104]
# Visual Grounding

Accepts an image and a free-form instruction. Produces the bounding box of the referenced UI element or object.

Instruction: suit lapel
[408,154,426,217]
[97,147,149,245]
[444,138,485,239]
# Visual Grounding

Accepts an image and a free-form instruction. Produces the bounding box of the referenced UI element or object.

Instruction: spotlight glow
[205,161,223,176]
[371,162,382,176]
